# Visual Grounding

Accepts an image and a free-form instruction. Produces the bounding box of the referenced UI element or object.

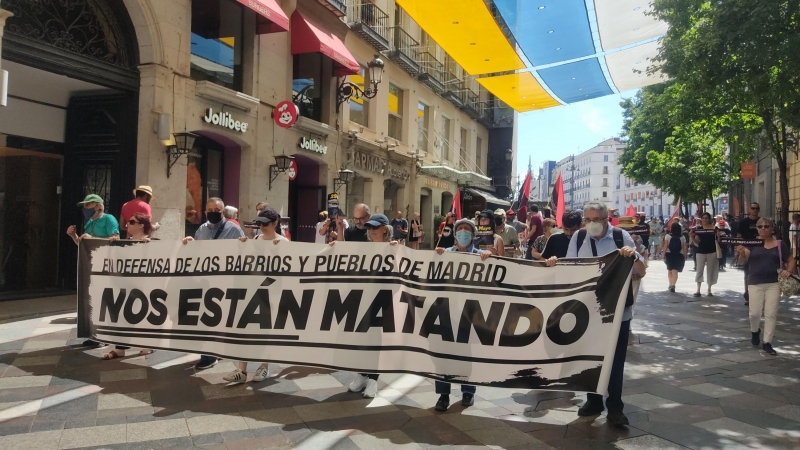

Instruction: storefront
[345,142,413,217]
[463,188,511,216]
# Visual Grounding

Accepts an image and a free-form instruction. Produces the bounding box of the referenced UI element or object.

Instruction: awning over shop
[235,0,289,34]
[291,12,359,76]
[418,165,491,187]
[465,188,511,208]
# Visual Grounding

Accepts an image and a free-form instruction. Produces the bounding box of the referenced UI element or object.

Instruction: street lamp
[269,154,295,190]
[336,55,385,112]
[166,131,198,177]
[334,169,354,192]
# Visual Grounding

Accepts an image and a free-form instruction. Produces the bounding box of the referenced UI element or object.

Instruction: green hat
[77,194,104,206]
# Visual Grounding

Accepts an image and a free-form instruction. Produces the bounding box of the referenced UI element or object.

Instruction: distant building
[613,148,676,218]
[553,138,623,210]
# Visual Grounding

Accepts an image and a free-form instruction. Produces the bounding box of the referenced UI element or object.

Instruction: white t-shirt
[315,221,326,244]
[259,233,289,242]
[791,223,799,248]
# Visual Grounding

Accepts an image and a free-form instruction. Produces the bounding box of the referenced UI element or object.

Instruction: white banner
[78,240,633,393]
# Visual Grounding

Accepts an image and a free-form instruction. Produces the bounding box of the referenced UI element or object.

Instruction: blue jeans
[435,381,476,396]
[586,319,630,413]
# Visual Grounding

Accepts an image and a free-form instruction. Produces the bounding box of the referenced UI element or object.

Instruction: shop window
[185,136,224,237]
[476,136,483,172]
[417,102,429,152]
[349,66,369,127]
[293,53,324,122]
[460,127,467,169]
[388,83,403,141]
[441,116,451,162]
[191,0,244,92]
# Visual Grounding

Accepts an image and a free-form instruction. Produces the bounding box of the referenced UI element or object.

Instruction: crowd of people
[64,186,792,425]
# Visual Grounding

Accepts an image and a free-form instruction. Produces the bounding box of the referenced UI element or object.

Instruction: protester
[790,213,800,258]
[636,213,651,263]
[120,185,159,237]
[690,212,720,297]
[507,209,527,235]
[494,209,520,257]
[609,208,620,226]
[332,213,399,397]
[182,197,245,370]
[222,207,286,383]
[391,211,409,244]
[476,210,505,256]
[542,210,582,258]
[279,217,292,240]
[337,204,369,242]
[409,213,422,250]
[102,212,156,360]
[650,216,664,260]
[437,213,456,249]
[737,203,761,305]
[663,222,688,292]
[716,215,731,271]
[736,218,795,356]
[223,205,241,227]
[315,211,329,244]
[525,205,544,259]
[568,202,646,427]
[530,218,556,260]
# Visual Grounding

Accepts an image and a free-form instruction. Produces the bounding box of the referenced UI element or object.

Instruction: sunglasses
[128,220,139,225]
[751,206,760,210]
[756,225,771,229]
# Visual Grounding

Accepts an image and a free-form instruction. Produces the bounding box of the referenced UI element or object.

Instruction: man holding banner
[568,202,646,427]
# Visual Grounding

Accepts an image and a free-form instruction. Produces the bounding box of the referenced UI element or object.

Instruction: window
[441,116,451,162]
[603,166,608,174]
[417,102,429,152]
[388,83,403,141]
[603,191,608,198]
[349,66,369,127]
[476,137,483,171]
[191,0,244,91]
[293,53,324,121]
[604,155,608,162]
[602,178,608,187]
[460,127,468,169]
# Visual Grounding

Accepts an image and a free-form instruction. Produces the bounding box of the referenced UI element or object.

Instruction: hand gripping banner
[78,240,634,394]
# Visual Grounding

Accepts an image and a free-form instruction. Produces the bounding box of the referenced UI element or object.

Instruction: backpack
[668,235,683,254]
[576,227,636,308]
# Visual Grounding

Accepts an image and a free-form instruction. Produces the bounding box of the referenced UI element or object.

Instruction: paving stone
[99,368,148,383]
[60,423,127,449]
[620,393,681,411]
[0,429,62,450]
[694,417,770,441]
[0,375,51,389]
[349,429,420,449]
[292,374,344,391]
[680,383,744,398]
[770,404,800,421]
[127,418,190,442]
[741,373,800,387]
[613,434,691,449]
[97,391,152,410]
[186,413,249,435]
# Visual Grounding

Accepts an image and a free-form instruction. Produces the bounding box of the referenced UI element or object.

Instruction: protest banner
[78,240,634,394]
[720,237,762,246]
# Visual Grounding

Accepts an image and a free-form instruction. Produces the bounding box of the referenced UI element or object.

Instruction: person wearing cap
[183,197,245,370]
[494,209,520,257]
[329,213,399,398]
[120,186,159,237]
[67,194,121,246]
[223,207,287,384]
[507,209,527,235]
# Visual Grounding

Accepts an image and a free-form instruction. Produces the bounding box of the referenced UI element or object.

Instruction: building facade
[0,0,515,296]
[552,138,621,211]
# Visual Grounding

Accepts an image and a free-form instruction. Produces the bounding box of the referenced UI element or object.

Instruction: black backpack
[576,227,636,308]
[668,235,683,254]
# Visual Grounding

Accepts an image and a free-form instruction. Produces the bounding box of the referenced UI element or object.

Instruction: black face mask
[494,217,504,226]
[207,211,223,224]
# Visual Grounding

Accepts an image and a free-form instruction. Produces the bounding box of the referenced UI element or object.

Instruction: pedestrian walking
[716,215,731,271]
[663,222,688,292]
[650,216,664,259]
[391,211,409,244]
[738,203,761,305]
[636,213,650,262]
[735,218,795,356]
[182,197,245,370]
[120,185,159,237]
[690,212,720,297]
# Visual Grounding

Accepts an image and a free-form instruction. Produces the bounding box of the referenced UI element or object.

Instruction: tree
[651,0,800,240]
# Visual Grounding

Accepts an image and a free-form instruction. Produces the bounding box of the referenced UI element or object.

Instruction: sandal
[102,349,125,360]
[138,349,154,356]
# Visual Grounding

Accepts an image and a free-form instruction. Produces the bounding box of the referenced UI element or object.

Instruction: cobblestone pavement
[1,260,800,450]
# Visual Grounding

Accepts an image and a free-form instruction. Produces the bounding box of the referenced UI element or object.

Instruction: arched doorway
[288,154,326,242]
[0,0,141,294]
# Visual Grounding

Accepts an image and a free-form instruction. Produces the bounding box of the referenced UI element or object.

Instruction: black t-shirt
[542,233,571,259]
[748,242,790,285]
[738,217,760,240]
[639,223,651,245]
[344,225,368,242]
[694,227,718,254]
[438,224,455,248]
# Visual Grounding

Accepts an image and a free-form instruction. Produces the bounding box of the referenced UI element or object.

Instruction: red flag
[517,170,532,222]
[669,197,682,224]
[733,197,741,218]
[451,189,462,220]
[626,205,636,217]
[552,172,565,227]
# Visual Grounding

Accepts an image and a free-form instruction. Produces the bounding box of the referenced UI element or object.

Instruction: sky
[515,89,638,178]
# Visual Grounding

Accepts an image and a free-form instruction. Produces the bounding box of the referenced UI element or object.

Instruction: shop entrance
[288,154,325,242]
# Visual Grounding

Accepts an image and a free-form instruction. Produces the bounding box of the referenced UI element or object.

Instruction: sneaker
[252,365,270,382]
[363,379,378,398]
[607,410,630,427]
[195,356,219,370]
[751,330,761,347]
[763,342,777,356]
[349,374,368,392]
[578,401,604,416]
[435,394,450,412]
[461,393,475,407]
[223,369,247,383]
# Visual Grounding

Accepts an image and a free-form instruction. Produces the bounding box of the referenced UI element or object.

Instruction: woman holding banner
[329,213,399,397]
[690,212,720,297]
[436,213,456,249]
[223,207,287,383]
[102,212,156,360]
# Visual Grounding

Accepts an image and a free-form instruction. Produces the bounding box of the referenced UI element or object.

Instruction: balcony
[442,55,465,108]
[417,50,445,93]
[388,27,421,75]
[462,89,481,119]
[346,1,390,51]
[318,0,346,17]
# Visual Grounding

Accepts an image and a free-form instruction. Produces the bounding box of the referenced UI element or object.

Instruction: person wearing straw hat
[120,185,159,237]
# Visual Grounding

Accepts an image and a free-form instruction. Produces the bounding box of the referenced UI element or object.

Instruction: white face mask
[585,221,605,237]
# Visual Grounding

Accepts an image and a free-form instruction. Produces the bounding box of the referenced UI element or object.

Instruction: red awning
[235,0,289,34]
[291,12,359,76]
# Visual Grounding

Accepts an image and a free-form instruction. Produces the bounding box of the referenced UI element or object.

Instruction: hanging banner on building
[77,240,633,393]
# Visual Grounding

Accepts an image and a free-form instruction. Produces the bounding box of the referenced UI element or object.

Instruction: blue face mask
[455,230,473,247]
[83,207,96,222]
